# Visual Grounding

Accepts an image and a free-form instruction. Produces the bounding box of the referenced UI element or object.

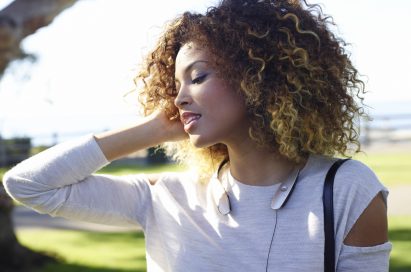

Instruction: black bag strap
[323,159,350,272]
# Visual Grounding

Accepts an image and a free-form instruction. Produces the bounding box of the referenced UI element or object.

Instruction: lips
[180,112,202,125]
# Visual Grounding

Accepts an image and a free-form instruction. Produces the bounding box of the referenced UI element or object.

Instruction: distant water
[365,100,411,116]
[363,101,411,132]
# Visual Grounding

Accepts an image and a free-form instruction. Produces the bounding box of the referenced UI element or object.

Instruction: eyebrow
[175,60,209,82]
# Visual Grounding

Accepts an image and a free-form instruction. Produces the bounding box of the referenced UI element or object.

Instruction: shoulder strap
[323,158,350,272]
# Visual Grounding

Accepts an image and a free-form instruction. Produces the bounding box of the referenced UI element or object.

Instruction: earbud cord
[265,168,301,271]
[223,160,277,272]
[218,158,300,271]
[265,211,278,272]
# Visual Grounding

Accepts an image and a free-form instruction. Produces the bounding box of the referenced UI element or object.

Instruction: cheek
[216,90,246,116]
[206,94,247,127]
[200,82,243,109]
[195,79,247,124]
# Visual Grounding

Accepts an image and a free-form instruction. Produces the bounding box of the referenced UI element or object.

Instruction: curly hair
[136,0,367,182]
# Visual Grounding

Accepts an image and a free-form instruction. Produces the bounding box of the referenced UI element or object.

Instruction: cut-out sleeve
[333,159,391,271]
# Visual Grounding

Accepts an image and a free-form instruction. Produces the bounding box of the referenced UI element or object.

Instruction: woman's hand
[150,110,188,142]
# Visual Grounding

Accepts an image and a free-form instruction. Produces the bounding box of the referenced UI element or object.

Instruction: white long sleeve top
[3,135,391,271]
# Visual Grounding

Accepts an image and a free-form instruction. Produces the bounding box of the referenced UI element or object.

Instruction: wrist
[145,113,170,144]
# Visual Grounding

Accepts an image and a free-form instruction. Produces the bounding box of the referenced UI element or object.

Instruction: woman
[4,0,391,271]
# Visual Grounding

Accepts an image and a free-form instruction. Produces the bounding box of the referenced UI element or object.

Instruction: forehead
[175,43,210,68]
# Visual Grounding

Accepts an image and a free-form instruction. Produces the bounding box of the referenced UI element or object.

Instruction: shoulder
[333,159,388,204]
[331,159,389,244]
[343,191,388,246]
[337,160,389,246]
[336,159,379,184]
[300,155,387,198]
[300,155,382,189]
[302,155,389,248]
[300,155,388,210]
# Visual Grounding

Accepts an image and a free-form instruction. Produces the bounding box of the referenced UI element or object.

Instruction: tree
[0,184,58,271]
[0,0,78,76]
[0,0,78,270]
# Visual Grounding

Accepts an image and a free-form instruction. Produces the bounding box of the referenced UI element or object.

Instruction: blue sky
[0,0,410,145]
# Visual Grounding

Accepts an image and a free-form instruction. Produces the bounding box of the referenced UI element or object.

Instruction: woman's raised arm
[2,110,186,227]
[95,111,186,161]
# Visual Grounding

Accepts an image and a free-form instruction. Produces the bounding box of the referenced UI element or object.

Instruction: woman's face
[174,42,250,148]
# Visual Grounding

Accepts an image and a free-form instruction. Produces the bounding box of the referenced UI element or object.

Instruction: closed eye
[192,74,207,85]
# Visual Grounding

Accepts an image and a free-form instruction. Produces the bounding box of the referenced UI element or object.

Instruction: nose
[174,84,192,108]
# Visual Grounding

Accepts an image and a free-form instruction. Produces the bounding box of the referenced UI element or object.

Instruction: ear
[343,192,388,246]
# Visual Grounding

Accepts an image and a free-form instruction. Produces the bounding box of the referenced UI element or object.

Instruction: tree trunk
[0,184,56,271]
[0,0,78,76]
[0,0,79,269]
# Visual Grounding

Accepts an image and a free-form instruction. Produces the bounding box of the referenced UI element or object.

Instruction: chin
[189,134,216,149]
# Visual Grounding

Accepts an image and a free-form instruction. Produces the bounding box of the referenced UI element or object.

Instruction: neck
[225,140,304,186]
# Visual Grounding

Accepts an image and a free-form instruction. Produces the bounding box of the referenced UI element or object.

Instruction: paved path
[12,185,411,232]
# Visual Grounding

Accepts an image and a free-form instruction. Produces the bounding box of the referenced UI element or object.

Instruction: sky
[0,0,410,145]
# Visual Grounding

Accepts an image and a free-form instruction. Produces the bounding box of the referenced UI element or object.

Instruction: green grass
[388,216,411,272]
[16,230,147,272]
[15,216,411,272]
[353,152,411,187]
[97,163,187,175]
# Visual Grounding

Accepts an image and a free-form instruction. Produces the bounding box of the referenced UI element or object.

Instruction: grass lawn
[15,216,411,271]
[97,163,187,175]
[353,152,411,187]
[389,216,411,272]
[17,230,146,272]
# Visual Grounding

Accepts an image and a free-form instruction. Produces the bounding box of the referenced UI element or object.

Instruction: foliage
[0,137,31,167]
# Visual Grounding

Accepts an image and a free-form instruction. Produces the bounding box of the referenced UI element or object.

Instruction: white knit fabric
[3,135,391,271]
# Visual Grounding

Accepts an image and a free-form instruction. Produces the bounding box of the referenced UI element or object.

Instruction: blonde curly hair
[136,0,367,182]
